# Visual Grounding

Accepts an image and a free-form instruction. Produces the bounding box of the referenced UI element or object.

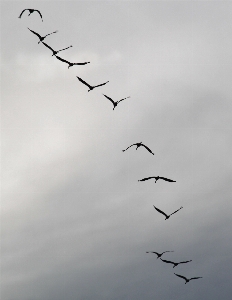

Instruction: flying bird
[102,94,130,110]
[42,42,72,56]
[55,56,90,68]
[161,258,192,268]
[76,76,109,91]
[153,205,183,220]
[146,251,174,259]
[123,142,154,155]
[28,28,58,44]
[19,9,43,21]
[174,273,203,284]
[138,176,176,183]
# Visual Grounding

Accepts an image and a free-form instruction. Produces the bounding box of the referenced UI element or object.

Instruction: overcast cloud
[1,1,232,300]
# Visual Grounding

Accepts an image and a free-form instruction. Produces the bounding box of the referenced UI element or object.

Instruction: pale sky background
[1,1,232,299]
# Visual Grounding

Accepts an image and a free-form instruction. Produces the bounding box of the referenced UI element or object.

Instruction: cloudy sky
[1,1,232,299]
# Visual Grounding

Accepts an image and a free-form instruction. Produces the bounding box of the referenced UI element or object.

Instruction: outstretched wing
[159,177,176,182]
[170,206,183,217]
[19,9,28,18]
[76,76,92,88]
[141,144,154,155]
[117,96,130,104]
[28,27,41,39]
[179,260,192,265]
[45,30,58,38]
[163,251,174,254]
[138,176,156,182]
[174,273,187,281]
[161,259,175,265]
[57,45,73,53]
[122,144,137,152]
[146,251,159,255]
[153,205,168,218]
[35,9,43,21]
[73,62,90,66]
[55,55,70,64]
[95,81,109,88]
[190,277,203,280]
[42,42,55,52]
[103,94,115,105]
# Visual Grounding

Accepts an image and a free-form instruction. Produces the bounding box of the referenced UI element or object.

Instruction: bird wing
[58,45,73,53]
[163,251,174,254]
[122,144,137,152]
[190,277,202,280]
[55,55,70,64]
[19,9,28,18]
[102,94,115,104]
[170,206,183,217]
[174,273,187,280]
[141,144,154,155]
[153,206,168,218]
[73,62,90,65]
[117,96,130,104]
[138,176,156,181]
[42,42,54,52]
[179,260,192,265]
[76,76,92,88]
[45,30,58,38]
[28,27,41,39]
[94,81,109,88]
[35,9,43,20]
[161,259,175,265]
[159,177,176,182]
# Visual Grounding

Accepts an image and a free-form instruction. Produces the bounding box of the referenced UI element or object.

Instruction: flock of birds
[19,8,203,286]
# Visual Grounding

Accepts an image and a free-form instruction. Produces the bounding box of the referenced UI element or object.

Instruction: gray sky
[1,1,232,299]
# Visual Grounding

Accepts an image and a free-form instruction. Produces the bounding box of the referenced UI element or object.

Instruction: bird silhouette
[123,142,154,155]
[174,273,203,284]
[146,251,174,259]
[19,9,43,21]
[28,28,58,44]
[102,94,130,110]
[138,176,176,183]
[76,76,109,92]
[161,258,192,268]
[42,42,72,56]
[55,56,90,68]
[153,205,183,220]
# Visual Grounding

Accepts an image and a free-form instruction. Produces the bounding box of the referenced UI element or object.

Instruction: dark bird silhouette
[55,56,90,68]
[28,28,58,44]
[161,258,192,268]
[123,142,154,155]
[76,76,109,91]
[19,9,43,21]
[138,176,176,183]
[153,205,183,220]
[42,42,72,56]
[102,94,130,110]
[174,273,203,284]
[146,251,174,259]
